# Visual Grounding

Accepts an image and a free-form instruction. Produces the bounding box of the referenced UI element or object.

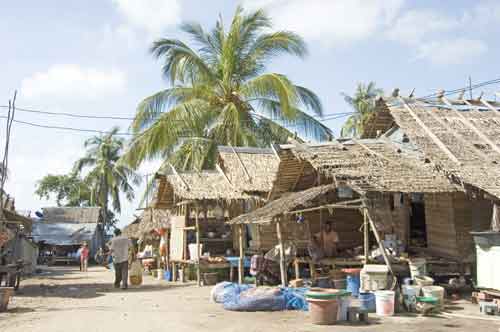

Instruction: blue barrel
[346,274,360,297]
[359,292,376,312]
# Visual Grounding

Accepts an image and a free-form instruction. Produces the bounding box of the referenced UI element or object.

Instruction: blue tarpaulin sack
[223,287,286,311]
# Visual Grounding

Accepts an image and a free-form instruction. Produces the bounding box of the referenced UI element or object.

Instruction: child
[80,243,89,272]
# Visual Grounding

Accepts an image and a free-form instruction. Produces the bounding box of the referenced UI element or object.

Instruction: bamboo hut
[228,138,485,286]
[362,95,500,259]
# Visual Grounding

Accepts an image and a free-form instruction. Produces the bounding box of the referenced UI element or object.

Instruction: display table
[293,257,364,280]
[225,256,251,282]
[170,259,231,282]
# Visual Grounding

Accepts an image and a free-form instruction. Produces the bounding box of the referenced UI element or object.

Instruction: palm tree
[341,82,383,137]
[124,6,332,171]
[74,127,141,227]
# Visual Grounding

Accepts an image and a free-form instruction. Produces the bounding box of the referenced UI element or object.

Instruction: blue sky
[1,0,500,227]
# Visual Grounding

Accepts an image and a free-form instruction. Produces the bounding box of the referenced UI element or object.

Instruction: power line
[418,77,500,100]
[0,116,134,136]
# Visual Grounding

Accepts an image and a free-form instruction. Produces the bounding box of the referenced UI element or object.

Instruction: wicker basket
[203,272,218,286]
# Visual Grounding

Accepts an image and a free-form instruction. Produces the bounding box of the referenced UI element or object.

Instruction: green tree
[74,127,141,227]
[124,6,332,171]
[35,173,91,207]
[341,82,383,137]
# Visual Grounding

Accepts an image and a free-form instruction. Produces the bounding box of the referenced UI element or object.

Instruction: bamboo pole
[238,224,244,284]
[363,208,369,263]
[276,218,287,287]
[195,204,201,286]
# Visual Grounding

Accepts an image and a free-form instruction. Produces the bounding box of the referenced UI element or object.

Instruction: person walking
[109,228,131,289]
[80,243,89,272]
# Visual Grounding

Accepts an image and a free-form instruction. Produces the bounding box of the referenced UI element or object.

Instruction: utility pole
[469,76,473,100]
[1,91,17,211]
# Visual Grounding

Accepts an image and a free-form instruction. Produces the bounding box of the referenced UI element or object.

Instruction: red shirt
[81,247,89,260]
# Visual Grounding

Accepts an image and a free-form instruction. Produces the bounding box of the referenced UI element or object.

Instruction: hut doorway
[409,193,427,247]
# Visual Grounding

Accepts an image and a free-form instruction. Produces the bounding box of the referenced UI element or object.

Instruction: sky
[1,0,500,228]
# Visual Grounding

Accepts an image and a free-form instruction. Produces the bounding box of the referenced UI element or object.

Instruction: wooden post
[238,224,244,284]
[195,204,201,286]
[294,259,300,280]
[363,207,369,263]
[365,208,394,275]
[276,218,287,287]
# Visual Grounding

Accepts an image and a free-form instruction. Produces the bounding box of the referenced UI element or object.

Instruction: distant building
[32,207,104,262]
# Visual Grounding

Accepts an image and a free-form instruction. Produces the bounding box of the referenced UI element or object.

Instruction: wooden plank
[443,97,500,156]
[291,161,307,191]
[238,224,244,284]
[195,205,201,286]
[363,208,369,262]
[276,218,287,287]
[399,97,460,164]
[270,144,281,161]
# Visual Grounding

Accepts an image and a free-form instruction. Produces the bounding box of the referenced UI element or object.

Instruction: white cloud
[386,9,459,45]
[415,38,488,65]
[244,0,405,46]
[20,64,126,100]
[111,0,181,38]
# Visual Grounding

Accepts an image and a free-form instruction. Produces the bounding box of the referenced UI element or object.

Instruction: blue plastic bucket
[164,270,172,281]
[346,274,360,297]
[359,292,376,312]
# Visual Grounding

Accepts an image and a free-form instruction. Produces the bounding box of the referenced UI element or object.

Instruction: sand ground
[0,266,499,332]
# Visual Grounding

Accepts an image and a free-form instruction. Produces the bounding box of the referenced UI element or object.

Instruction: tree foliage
[74,127,141,226]
[35,173,91,207]
[341,82,383,138]
[123,6,332,172]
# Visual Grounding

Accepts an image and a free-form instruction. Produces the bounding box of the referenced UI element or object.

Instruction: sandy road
[0,266,498,332]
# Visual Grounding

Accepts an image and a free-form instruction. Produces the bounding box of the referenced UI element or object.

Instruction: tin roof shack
[32,207,104,262]
[362,95,500,262]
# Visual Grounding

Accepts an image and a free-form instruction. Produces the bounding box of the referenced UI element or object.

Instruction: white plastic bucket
[188,243,203,261]
[402,285,421,311]
[409,258,427,279]
[422,286,445,308]
[375,290,395,316]
[337,296,351,321]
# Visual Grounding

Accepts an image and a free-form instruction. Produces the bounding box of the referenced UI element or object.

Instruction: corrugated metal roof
[32,222,98,245]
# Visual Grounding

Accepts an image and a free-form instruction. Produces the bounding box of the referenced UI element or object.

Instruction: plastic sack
[282,287,309,311]
[223,287,286,312]
[210,282,253,304]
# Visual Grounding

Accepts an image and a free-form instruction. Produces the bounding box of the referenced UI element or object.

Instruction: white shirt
[110,236,131,263]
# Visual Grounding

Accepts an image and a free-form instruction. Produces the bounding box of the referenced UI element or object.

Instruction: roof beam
[442,97,500,157]
[168,163,189,190]
[399,97,460,164]
[215,164,232,186]
[351,139,392,163]
[270,144,281,161]
[229,144,251,181]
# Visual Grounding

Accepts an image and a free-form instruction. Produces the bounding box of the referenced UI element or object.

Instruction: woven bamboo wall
[452,193,492,259]
[424,193,458,258]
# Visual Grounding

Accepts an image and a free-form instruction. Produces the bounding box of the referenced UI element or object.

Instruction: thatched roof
[364,96,500,199]
[217,146,280,193]
[41,207,102,224]
[228,184,337,225]
[153,170,259,209]
[278,139,459,195]
[122,209,171,239]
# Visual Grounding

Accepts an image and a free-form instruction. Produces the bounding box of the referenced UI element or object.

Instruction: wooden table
[170,259,231,282]
[293,257,364,280]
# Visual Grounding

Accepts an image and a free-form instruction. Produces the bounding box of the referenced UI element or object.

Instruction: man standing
[314,221,339,257]
[110,228,131,289]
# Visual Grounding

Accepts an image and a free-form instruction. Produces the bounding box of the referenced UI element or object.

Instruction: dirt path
[0,266,499,332]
